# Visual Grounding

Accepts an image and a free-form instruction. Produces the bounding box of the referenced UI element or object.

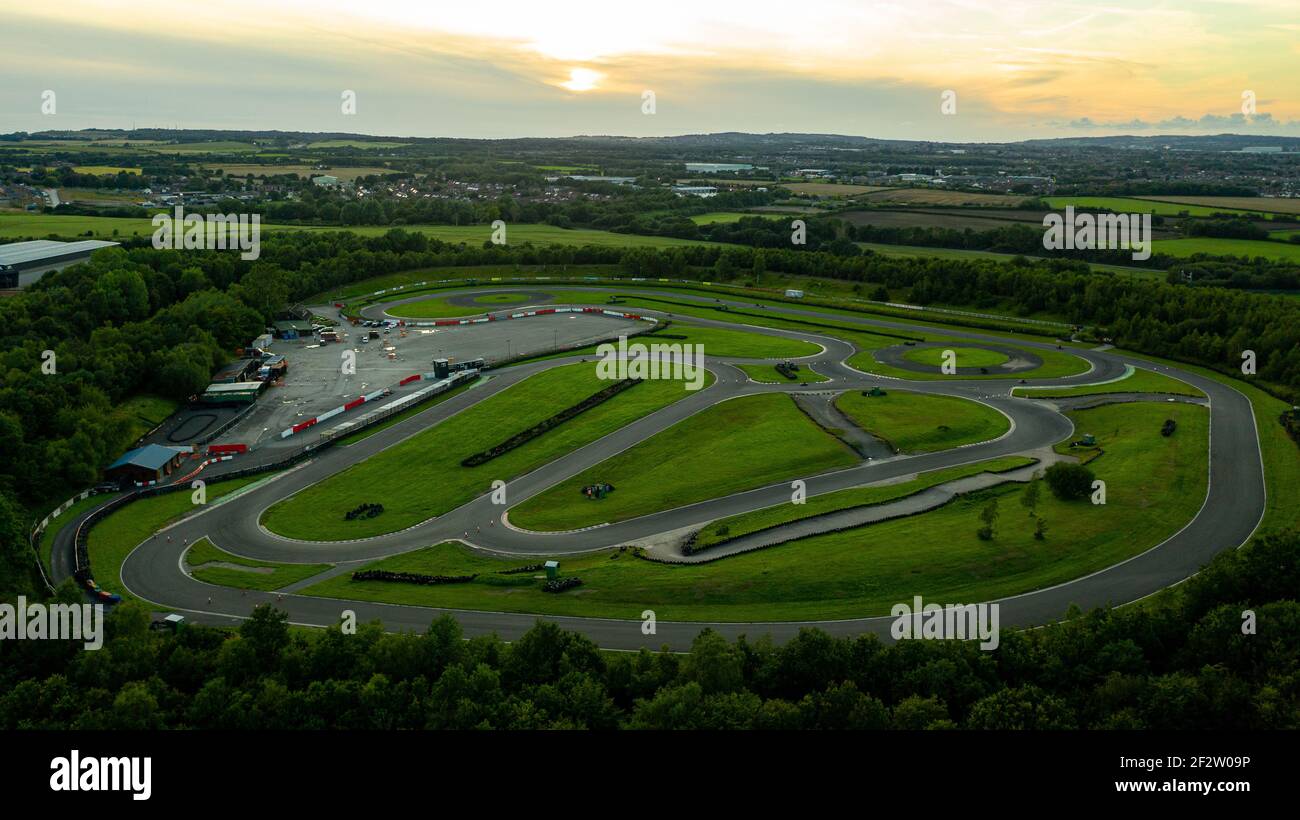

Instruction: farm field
[314,401,1207,621]
[1045,196,1261,218]
[305,140,410,149]
[854,240,1162,277]
[778,182,889,196]
[0,213,722,247]
[858,188,1031,207]
[507,393,859,532]
[1154,237,1300,262]
[206,164,396,180]
[260,362,711,540]
[840,208,1052,232]
[1133,195,1300,216]
[689,211,754,224]
[834,389,1011,453]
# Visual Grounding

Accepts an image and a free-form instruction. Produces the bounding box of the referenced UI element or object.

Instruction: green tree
[977,496,1000,540]
[1021,471,1042,516]
[1044,462,1095,501]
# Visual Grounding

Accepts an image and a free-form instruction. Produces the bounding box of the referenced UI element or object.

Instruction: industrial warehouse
[0,239,121,288]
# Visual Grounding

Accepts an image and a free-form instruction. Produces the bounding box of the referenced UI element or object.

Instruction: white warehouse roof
[0,239,121,268]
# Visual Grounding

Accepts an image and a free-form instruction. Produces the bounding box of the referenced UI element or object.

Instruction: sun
[559,67,602,92]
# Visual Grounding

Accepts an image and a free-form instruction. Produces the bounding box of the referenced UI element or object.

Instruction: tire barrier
[542,577,583,593]
[775,361,800,380]
[1282,411,1300,446]
[350,570,477,585]
[1162,419,1177,437]
[459,378,641,467]
[344,503,384,521]
[498,564,544,575]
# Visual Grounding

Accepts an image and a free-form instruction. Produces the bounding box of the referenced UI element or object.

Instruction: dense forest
[1,528,1295,729]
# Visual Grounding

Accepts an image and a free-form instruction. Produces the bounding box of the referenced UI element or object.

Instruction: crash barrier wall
[141,453,239,487]
[68,370,481,587]
[28,488,106,593]
[322,370,479,443]
[400,306,658,329]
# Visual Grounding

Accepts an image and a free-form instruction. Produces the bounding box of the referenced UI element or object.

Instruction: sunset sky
[2,0,1297,141]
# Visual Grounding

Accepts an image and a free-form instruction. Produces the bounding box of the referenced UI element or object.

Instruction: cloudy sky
[1,0,1297,141]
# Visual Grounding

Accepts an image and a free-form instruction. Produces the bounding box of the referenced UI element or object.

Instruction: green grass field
[689,212,753,224]
[856,241,1159,277]
[386,294,537,318]
[1153,237,1300,262]
[108,394,179,446]
[1012,366,1203,399]
[1116,352,1298,533]
[851,341,1089,381]
[0,214,722,247]
[735,363,829,383]
[691,455,1036,551]
[185,537,331,591]
[511,322,824,363]
[87,475,267,600]
[1044,196,1261,218]
[834,389,1010,453]
[308,400,1207,620]
[508,393,859,532]
[305,140,409,149]
[902,346,1010,368]
[261,363,710,540]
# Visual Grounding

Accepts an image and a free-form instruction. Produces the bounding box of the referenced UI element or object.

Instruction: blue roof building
[105,444,188,485]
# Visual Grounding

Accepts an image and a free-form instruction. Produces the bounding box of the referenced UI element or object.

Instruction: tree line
[1,527,1295,729]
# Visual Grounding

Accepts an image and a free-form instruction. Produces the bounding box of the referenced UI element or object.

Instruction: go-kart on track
[71,286,1264,651]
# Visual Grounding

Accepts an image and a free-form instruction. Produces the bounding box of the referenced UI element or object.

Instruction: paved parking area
[212,308,645,451]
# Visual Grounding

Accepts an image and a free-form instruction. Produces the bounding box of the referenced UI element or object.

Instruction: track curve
[92,286,1264,650]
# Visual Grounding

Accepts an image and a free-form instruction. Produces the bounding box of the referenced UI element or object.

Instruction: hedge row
[460,378,642,467]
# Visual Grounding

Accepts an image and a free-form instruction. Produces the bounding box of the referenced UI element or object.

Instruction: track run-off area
[57,284,1267,651]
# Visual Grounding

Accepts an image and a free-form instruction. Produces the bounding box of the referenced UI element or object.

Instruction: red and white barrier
[279,387,389,439]
[404,306,652,329]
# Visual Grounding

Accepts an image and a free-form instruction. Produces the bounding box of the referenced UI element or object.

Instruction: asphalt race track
[55,285,1267,651]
